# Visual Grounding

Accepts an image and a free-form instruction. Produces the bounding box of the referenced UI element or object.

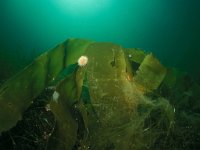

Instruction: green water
[0,0,200,80]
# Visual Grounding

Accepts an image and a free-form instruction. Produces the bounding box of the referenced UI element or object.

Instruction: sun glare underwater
[53,0,112,15]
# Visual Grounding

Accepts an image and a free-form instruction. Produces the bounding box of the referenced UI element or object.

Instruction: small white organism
[78,56,88,67]
[52,91,59,103]
[45,104,51,111]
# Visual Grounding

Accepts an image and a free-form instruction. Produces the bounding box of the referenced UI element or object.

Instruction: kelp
[0,39,176,150]
[0,38,92,133]
[48,68,78,150]
[134,53,167,91]
[75,43,174,150]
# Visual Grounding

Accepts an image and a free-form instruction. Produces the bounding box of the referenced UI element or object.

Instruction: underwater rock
[0,87,56,150]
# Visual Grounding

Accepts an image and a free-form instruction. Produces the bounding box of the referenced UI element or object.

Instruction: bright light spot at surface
[53,0,112,15]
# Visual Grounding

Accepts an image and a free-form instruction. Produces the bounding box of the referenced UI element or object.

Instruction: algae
[1,38,199,150]
[0,38,92,133]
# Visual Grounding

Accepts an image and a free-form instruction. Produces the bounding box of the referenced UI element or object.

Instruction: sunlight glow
[53,0,112,15]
